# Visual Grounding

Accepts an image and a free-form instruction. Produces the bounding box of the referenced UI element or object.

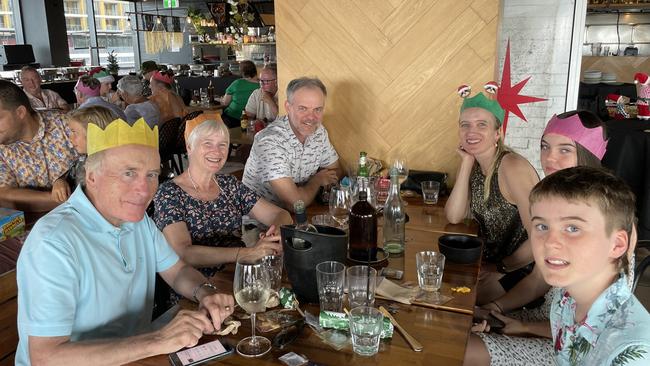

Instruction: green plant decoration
[228,0,254,35]
[106,50,119,74]
[187,7,206,35]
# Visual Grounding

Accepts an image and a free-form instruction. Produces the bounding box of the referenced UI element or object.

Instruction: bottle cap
[293,200,306,213]
[358,191,367,200]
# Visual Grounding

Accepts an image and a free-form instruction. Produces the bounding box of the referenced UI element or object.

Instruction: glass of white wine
[392,157,409,205]
[233,255,272,357]
[329,185,351,229]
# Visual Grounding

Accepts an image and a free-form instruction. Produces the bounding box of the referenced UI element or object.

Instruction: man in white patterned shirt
[242,77,341,211]
[20,66,69,111]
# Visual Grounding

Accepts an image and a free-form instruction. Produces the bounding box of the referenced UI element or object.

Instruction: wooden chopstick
[379,306,423,352]
[410,300,474,315]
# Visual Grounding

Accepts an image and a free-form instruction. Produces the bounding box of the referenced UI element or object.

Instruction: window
[64,0,90,65]
[95,0,134,69]
[0,0,16,45]
[64,0,135,70]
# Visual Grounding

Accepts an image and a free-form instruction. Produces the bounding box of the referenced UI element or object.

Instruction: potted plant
[106,50,119,75]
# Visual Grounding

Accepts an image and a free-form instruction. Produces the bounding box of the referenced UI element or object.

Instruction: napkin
[375,278,419,305]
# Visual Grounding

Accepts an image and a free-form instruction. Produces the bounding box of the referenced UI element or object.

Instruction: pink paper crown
[74,78,100,97]
[543,114,607,160]
[152,71,173,85]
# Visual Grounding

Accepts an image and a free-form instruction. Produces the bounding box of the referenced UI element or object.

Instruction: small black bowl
[438,235,482,264]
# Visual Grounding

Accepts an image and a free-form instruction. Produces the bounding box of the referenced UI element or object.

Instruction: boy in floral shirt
[529,166,649,365]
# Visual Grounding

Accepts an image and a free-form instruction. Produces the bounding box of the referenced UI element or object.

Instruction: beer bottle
[240,111,249,132]
[349,191,377,261]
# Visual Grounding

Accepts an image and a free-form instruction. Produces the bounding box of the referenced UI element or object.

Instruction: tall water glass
[233,255,272,357]
[315,261,345,312]
[347,265,377,309]
[329,185,351,228]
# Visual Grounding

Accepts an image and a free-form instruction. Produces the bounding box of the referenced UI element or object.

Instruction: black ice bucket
[281,224,348,304]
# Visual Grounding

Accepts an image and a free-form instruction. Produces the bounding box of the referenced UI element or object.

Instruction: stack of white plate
[602,73,620,85]
[584,70,602,84]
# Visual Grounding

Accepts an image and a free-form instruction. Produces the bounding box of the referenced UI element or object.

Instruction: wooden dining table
[129,199,480,366]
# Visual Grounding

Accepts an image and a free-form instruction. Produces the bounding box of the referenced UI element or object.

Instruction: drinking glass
[421,181,440,205]
[315,261,345,312]
[416,251,445,302]
[262,254,283,298]
[347,265,377,309]
[200,87,209,106]
[329,185,351,228]
[392,157,409,205]
[349,306,384,356]
[233,255,272,357]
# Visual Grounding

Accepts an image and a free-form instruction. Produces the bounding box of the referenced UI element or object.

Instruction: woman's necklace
[187,169,219,194]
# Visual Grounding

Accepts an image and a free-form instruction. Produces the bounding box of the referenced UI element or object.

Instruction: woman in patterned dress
[153,119,292,282]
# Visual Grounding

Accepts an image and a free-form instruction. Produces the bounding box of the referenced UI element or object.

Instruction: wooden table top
[128,200,479,366]
[129,299,471,366]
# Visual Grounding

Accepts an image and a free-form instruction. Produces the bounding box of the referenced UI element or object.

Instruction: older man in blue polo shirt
[16,118,235,366]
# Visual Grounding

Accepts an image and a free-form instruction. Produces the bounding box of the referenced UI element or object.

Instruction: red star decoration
[497,40,547,136]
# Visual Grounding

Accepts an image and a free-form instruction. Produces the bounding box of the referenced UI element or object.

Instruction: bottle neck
[295,211,308,225]
[389,175,400,194]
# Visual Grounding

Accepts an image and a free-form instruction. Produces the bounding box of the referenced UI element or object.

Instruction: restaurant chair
[159,117,183,176]
[0,269,17,365]
[174,111,205,173]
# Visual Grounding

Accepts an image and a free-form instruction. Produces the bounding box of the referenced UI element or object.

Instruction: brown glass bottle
[349,191,377,261]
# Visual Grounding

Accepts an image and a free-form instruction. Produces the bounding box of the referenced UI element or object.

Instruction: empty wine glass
[392,157,409,205]
[329,185,351,228]
[233,255,272,357]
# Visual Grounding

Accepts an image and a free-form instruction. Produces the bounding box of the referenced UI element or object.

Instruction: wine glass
[233,255,272,357]
[392,157,409,205]
[329,185,351,228]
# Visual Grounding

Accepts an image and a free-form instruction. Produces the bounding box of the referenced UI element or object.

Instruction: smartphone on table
[169,339,234,366]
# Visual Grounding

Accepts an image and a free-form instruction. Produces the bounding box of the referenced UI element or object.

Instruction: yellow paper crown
[87,118,159,155]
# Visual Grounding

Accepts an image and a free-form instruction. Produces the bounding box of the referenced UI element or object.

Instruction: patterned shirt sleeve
[319,127,339,167]
[610,345,650,366]
[0,156,17,187]
[255,133,292,182]
[225,175,259,215]
[153,182,187,231]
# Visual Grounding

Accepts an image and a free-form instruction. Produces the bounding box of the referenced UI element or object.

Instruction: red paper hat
[634,72,649,85]
[152,71,173,85]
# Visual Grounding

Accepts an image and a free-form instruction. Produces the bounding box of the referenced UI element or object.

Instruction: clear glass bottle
[349,191,378,261]
[292,200,317,248]
[383,168,405,254]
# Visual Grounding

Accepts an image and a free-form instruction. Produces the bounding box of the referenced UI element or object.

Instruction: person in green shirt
[219,60,259,128]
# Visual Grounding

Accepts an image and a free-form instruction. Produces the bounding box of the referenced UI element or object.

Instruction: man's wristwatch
[192,282,218,303]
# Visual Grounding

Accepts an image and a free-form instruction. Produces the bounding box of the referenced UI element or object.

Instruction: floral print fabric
[0,111,77,188]
[550,274,650,365]
[153,174,259,279]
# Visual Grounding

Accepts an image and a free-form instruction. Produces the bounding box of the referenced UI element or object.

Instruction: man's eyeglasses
[260,79,276,84]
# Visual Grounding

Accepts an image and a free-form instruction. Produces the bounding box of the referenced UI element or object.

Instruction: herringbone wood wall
[275,0,499,184]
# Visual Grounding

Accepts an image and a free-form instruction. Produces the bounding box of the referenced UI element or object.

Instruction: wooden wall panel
[275,0,499,184]
[582,56,650,84]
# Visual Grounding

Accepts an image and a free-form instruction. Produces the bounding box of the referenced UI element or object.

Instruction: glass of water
[349,306,384,356]
[315,261,345,312]
[416,251,445,302]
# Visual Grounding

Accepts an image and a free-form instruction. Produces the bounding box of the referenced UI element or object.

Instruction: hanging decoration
[496,40,547,136]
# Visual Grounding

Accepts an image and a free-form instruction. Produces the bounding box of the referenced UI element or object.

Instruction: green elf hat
[458,82,506,126]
